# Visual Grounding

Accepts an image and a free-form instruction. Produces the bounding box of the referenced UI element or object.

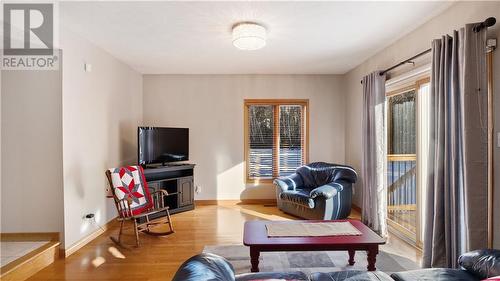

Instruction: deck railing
[387,154,417,238]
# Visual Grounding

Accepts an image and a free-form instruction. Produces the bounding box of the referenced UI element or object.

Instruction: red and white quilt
[108,166,153,215]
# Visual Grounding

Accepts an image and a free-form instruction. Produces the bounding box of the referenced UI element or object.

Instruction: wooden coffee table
[243,219,385,272]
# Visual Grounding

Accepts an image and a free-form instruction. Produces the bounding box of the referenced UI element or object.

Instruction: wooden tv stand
[142,164,195,215]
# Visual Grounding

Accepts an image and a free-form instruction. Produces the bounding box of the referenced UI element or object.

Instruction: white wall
[61,27,143,248]
[1,68,64,234]
[143,75,345,200]
[342,1,500,247]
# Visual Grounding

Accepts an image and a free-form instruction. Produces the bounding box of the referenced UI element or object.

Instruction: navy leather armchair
[273,162,357,220]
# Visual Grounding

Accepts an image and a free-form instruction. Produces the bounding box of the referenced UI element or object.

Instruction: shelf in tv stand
[141,164,195,221]
[143,163,195,175]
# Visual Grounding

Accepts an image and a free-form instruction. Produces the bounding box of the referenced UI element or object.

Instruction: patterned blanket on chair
[108,166,153,215]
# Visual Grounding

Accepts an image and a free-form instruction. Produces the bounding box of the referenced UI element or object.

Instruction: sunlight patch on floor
[239,208,291,221]
[220,204,293,221]
[91,256,105,268]
[108,247,126,259]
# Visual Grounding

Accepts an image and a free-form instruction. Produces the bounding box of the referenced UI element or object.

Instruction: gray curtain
[361,71,387,236]
[423,24,488,268]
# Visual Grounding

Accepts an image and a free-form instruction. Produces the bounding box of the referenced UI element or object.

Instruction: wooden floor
[28,203,421,280]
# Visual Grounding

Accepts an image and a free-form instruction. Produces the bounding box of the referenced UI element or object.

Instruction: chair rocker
[106,166,174,247]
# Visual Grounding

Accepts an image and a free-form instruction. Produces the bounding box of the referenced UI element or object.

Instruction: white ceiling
[60,1,453,74]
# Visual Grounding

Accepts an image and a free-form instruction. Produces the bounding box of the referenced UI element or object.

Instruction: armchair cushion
[107,166,153,215]
[280,190,315,208]
[310,183,343,200]
[458,249,500,279]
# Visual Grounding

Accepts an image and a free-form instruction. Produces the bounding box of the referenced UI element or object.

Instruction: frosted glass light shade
[232,23,267,51]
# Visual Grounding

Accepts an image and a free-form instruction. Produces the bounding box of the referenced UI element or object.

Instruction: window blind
[279,105,304,176]
[248,105,274,179]
[246,101,307,181]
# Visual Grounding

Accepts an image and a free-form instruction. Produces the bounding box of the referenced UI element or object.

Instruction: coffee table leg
[367,246,378,271]
[348,249,356,265]
[250,247,260,272]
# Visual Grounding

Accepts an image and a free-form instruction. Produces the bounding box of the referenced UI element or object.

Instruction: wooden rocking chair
[106,166,174,247]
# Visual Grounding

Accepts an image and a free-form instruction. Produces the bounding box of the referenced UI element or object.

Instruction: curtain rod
[360,17,496,84]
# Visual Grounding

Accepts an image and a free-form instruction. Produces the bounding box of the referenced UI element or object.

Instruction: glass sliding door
[387,87,417,242]
[386,78,429,248]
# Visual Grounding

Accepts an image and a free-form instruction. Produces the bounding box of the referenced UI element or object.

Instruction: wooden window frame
[244,99,309,184]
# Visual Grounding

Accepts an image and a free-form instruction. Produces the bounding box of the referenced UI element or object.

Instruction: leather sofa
[391,249,500,281]
[171,253,308,281]
[274,162,357,220]
[172,250,500,281]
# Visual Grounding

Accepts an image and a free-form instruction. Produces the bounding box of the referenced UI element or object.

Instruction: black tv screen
[138,127,189,165]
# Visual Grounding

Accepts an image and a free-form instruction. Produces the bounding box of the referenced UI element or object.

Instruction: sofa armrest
[458,249,500,279]
[391,268,477,281]
[274,173,303,192]
[309,183,343,200]
[172,253,236,281]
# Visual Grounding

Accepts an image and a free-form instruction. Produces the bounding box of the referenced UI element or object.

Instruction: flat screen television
[138,127,189,165]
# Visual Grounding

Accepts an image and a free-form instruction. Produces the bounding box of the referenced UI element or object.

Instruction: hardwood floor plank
[27,204,418,280]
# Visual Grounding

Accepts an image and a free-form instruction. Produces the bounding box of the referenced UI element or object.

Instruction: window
[244,99,308,183]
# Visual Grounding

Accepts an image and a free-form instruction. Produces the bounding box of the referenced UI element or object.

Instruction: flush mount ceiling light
[232,22,267,51]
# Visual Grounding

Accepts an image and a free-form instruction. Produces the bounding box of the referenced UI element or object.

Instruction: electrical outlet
[195,185,201,194]
[84,213,95,220]
[83,213,103,232]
